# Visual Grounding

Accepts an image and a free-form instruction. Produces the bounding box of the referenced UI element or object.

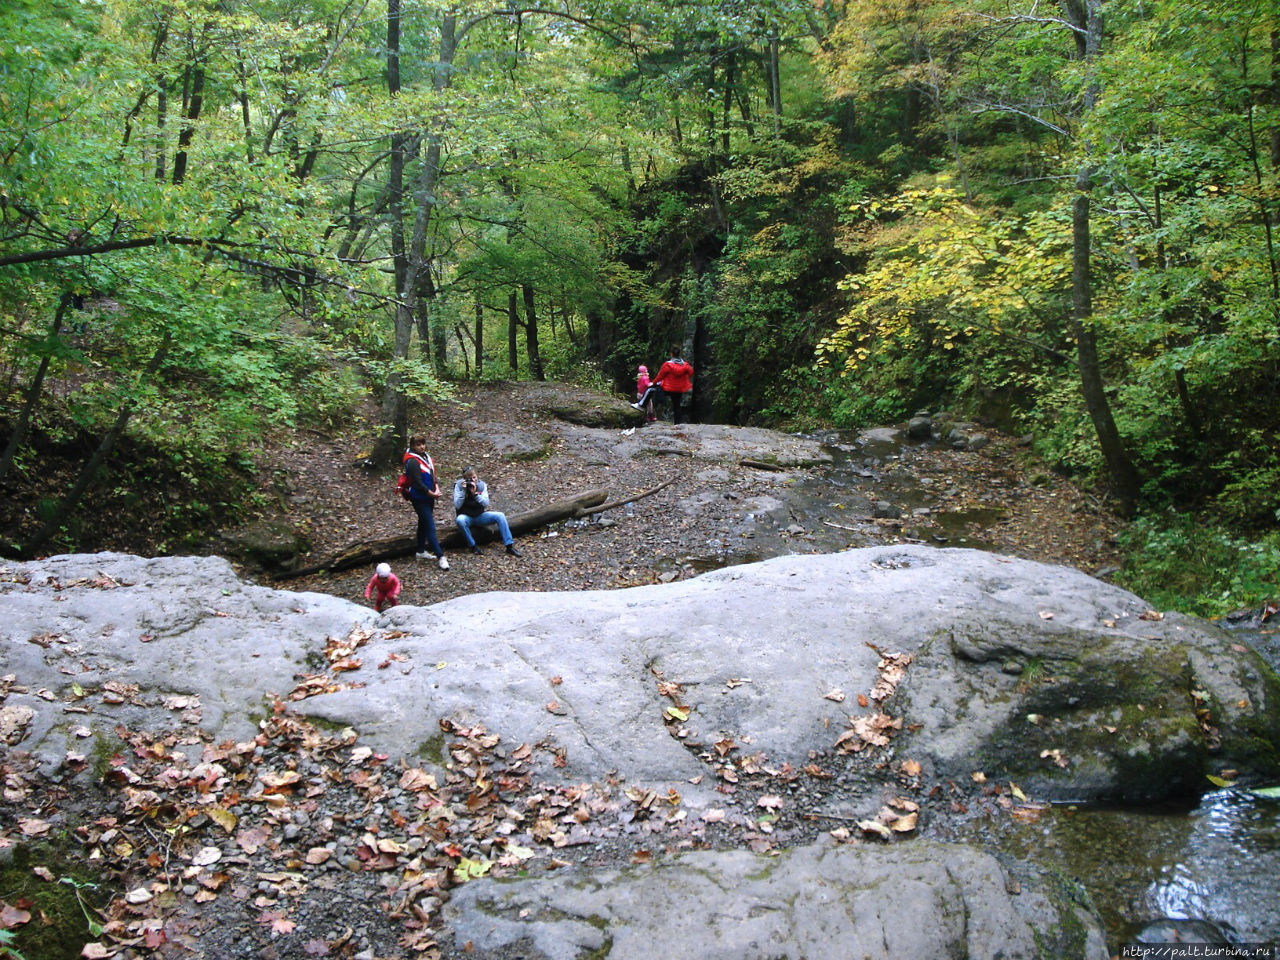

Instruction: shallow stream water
[697,427,1280,948]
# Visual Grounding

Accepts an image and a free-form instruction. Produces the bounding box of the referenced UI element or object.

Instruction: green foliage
[0,842,107,960]
[1116,515,1280,618]
[0,930,28,960]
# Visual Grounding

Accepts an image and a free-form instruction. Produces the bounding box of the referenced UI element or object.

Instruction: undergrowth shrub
[1116,513,1280,617]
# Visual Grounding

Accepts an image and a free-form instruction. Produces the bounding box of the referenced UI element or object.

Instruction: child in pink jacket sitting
[365,562,401,612]
[634,364,658,422]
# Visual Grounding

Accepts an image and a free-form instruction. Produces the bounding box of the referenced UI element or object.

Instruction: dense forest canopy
[2,0,1277,609]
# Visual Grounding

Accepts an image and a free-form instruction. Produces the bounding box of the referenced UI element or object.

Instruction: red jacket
[654,358,694,393]
[365,572,401,600]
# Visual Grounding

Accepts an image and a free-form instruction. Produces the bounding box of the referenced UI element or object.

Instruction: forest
[2,0,1278,613]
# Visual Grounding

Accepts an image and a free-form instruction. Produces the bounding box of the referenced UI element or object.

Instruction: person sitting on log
[452,466,521,557]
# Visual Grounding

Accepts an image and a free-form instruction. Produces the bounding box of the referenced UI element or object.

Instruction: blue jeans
[455,511,513,547]
[411,498,442,557]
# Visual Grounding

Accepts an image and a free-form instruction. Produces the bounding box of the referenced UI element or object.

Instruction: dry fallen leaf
[0,901,32,930]
[971,771,987,783]
[190,846,222,867]
[399,768,437,792]
[1009,782,1028,802]
[272,917,297,936]
[701,808,726,823]
[1010,803,1049,823]
[208,807,237,834]
[891,812,918,832]
[901,759,922,778]
[1038,610,1055,620]
[236,825,272,855]
[1040,748,1069,768]
[857,819,892,839]
[823,689,845,702]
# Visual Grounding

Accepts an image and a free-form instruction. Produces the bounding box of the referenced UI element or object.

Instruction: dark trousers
[412,499,442,557]
[664,389,691,424]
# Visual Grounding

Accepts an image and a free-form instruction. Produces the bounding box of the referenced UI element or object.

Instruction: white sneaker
[415,551,431,559]
[630,402,643,410]
[437,556,449,570]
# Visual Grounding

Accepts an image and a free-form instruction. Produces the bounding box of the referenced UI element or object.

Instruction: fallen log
[578,477,676,516]
[739,458,789,472]
[275,487,609,580]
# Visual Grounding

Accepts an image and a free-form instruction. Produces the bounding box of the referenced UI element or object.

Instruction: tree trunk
[1069,0,1141,515]
[429,270,448,371]
[474,290,484,375]
[171,64,205,185]
[522,283,544,381]
[22,332,173,559]
[371,0,410,465]
[0,293,71,485]
[768,33,782,136]
[372,9,457,464]
[236,54,255,162]
[154,75,167,181]
[1271,30,1280,169]
[508,289,519,373]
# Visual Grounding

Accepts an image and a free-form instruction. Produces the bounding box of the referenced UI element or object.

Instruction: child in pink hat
[634,364,657,422]
[365,562,401,612]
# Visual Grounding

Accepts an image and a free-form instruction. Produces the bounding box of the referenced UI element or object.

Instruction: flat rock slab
[555,420,832,470]
[2,547,1276,802]
[444,838,1109,960]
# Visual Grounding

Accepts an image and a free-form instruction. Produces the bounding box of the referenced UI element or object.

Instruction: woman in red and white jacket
[403,434,449,570]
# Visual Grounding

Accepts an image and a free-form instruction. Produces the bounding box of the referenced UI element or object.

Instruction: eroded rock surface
[3,546,1275,804]
[444,839,1109,960]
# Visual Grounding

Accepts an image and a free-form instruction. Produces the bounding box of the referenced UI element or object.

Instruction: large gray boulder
[895,604,1280,801]
[443,839,1109,960]
[2,547,1275,804]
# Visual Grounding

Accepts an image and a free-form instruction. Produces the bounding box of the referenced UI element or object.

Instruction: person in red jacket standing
[653,347,694,424]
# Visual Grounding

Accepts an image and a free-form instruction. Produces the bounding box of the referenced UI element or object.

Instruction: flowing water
[928,763,1280,945]
[689,427,1280,948]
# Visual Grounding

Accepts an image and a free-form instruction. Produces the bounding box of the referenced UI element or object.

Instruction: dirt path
[254,380,1123,608]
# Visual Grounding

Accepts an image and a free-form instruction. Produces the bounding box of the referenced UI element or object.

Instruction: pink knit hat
[637,364,648,374]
